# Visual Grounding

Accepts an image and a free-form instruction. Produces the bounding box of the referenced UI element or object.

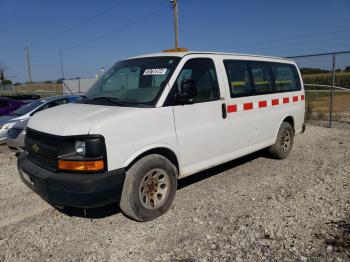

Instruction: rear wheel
[268,122,294,159]
[119,154,177,221]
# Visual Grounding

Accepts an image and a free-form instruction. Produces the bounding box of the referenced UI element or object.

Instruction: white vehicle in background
[4,95,80,153]
[17,50,305,221]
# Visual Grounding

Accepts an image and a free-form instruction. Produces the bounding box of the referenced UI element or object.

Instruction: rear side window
[250,62,273,94]
[272,64,301,92]
[224,61,252,97]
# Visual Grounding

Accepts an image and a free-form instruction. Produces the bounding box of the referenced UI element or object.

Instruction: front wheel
[119,154,177,221]
[268,122,294,159]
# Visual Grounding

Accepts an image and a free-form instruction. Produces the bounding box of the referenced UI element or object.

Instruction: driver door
[170,58,228,176]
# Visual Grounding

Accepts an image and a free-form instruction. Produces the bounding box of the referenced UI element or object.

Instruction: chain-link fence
[287,51,350,127]
[0,83,63,98]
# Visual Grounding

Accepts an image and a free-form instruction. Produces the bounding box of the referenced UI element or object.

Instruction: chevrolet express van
[17,51,305,221]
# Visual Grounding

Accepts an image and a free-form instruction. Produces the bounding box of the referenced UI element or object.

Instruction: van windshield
[84,57,180,107]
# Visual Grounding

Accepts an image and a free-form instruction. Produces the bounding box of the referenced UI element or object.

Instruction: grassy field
[303,72,350,89]
[305,90,350,121]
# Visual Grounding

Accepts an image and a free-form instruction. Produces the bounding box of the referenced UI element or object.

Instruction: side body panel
[157,54,305,178]
[89,106,179,172]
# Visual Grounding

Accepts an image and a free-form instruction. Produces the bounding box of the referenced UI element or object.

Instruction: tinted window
[174,58,220,103]
[0,101,8,108]
[10,100,45,116]
[224,61,252,97]
[272,64,301,92]
[250,62,273,94]
[49,98,68,107]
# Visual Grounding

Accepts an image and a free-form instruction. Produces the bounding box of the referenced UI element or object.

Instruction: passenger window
[272,64,300,92]
[224,61,252,97]
[174,58,220,103]
[49,99,68,107]
[250,63,273,94]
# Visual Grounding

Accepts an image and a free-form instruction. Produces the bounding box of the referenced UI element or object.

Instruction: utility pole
[171,0,179,49]
[25,46,32,83]
[329,53,336,128]
[59,49,65,79]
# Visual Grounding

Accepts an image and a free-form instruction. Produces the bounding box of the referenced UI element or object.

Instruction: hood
[0,115,18,125]
[12,118,29,129]
[27,103,146,136]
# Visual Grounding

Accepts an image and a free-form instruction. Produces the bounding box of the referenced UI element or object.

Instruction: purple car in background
[0,97,23,116]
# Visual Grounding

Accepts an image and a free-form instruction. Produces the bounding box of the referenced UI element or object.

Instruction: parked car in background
[0,95,80,147]
[0,97,23,116]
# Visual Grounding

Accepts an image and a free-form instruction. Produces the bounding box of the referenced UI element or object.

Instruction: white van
[17,51,305,221]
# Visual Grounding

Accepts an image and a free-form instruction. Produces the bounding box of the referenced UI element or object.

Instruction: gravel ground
[0,124,349,262]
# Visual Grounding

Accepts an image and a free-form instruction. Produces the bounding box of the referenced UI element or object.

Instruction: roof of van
[130,51,293,62]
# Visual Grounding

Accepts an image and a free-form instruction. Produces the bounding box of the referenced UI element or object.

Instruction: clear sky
[0,0,349,83]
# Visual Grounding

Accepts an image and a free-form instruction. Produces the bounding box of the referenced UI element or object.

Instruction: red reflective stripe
[272,99,279,106]
[293,96,299,102]
[283,97,289,104]
[227,104,237,113]
[301,95,305,100]
[258,100,267,108]
[243,102,253,110]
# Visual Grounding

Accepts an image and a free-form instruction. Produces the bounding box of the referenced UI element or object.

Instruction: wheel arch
[274,115,295,141]
[124,145,181,175]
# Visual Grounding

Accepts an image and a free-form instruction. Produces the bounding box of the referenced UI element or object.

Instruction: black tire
[268,122,294,159]
[119,154,178,221]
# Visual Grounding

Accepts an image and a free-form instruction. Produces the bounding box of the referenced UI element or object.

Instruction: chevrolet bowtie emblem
[32,144,39,153]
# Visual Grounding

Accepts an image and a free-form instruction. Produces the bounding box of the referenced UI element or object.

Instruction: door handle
[221,103,227,119]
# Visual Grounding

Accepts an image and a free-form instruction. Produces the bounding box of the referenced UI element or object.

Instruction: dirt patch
[0,124,349,261]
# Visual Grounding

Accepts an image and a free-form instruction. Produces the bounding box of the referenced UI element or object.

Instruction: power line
[219,28,350,50]
[49,0,129,39]
[237,34,350,53]
[62,5,170,52]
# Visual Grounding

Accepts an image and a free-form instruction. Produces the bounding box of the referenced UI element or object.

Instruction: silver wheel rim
[139,168,170,210]
[281,129,291,152]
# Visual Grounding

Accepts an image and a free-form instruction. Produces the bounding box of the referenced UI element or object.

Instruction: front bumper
[0,131,7,145]
[7,131,26,153]
[17,153,126,208]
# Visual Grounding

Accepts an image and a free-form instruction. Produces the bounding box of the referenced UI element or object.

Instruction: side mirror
[175,79,197,104]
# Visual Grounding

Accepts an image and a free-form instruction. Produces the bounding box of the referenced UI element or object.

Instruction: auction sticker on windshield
[143,68,167,75]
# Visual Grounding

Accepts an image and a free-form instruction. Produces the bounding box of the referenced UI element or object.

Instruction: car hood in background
[27,103,146,136]
[0,115,17,125]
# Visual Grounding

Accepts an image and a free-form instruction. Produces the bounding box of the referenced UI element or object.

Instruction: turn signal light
[58,160,104,171]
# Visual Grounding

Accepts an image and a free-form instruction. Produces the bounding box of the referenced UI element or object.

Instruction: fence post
[329,53,336,128]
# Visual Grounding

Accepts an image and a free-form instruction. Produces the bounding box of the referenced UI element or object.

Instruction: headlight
[75,140,86,156]
[1,123,15,131]
[57,136,106,172]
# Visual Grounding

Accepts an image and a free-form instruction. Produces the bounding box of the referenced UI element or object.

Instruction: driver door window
[174,58,220,103]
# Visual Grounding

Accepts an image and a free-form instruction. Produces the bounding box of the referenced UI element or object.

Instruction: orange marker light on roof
[163,47,188,53]
[58,160,104,171]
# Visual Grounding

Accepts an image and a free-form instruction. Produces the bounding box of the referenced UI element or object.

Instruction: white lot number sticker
[143,68,167,76]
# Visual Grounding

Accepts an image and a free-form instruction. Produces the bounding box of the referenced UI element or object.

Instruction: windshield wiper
[91,97,128,106]
[77,95,90,104]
